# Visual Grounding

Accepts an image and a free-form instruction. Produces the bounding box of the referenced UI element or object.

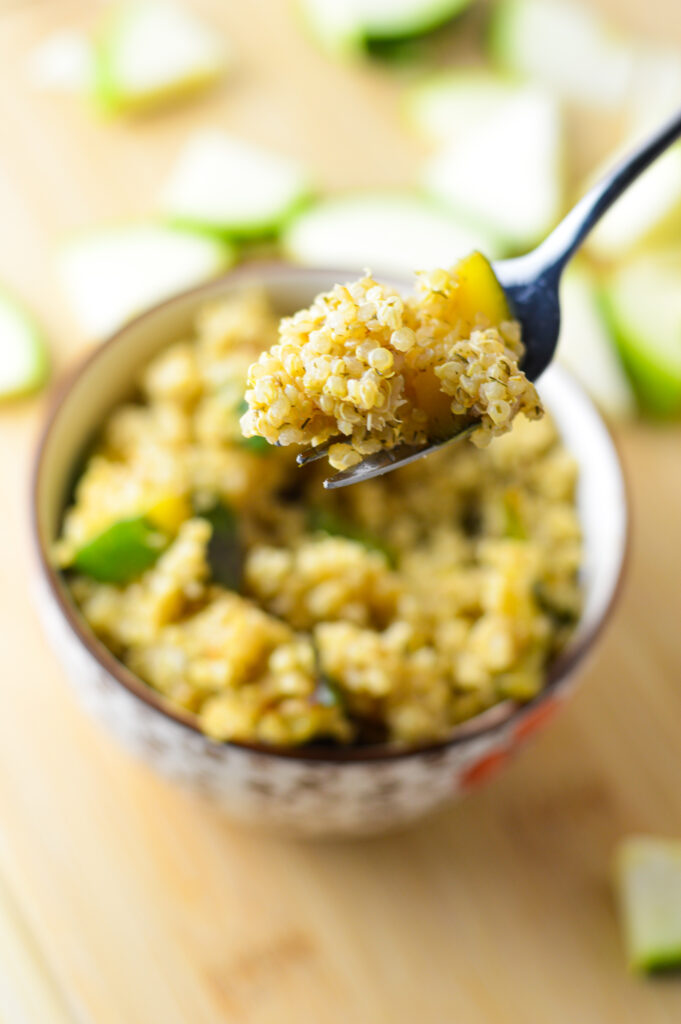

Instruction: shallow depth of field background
[1,1,681,1022]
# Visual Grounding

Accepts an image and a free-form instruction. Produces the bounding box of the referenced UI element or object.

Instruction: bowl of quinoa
[33,263,627,835]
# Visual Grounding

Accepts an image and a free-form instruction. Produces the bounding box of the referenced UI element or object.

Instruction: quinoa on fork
[240,253,543,471]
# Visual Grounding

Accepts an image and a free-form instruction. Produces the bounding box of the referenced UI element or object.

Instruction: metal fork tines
[296,439,338,467]
[322,422,479,488]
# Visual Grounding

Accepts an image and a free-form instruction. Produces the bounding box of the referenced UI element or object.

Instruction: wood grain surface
[1,1,681,1021]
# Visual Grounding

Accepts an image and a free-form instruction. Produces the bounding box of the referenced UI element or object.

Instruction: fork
[298,105,681,489]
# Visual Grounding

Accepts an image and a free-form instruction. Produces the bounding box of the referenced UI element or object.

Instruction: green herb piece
[71,516,168,583]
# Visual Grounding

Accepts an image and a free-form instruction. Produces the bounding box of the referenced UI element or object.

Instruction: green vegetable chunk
[489,0,634,110]
[299,0,474,59]
[615,837,681,972]
[200,502,244,590]
[602,250,681,416]
[57,224,235,338]
[71,516,168,583]
[557,265,635,420]
[0,288,49,400]
[94,1,229,114]
[159,131,312,240]
[284,192,504,277]
[422,85,563,251]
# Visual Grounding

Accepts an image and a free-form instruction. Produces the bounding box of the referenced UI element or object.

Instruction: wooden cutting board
[1,1,681,1021]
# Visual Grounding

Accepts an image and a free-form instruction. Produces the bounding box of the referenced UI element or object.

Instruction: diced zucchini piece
[452,250,510,327]
[601,249,681,416]
[422,86,563,251]
[557,265,635,419]
[0,289,49,400]
[27,30,95,93]
[200,502,244,590]
[299,0,474,57]
[397,252,509,438]
[489,0,634,110]
[159,131,312,239]
[615,837,681,972]
[94,1,229,114]
[283,192,505,276]
[360,0,474,41]
[298,0,364,58]
[405,70,523,145]
[56,224,235,338]
[70,517,168,583]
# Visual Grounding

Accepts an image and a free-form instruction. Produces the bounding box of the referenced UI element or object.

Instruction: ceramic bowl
[32,264,628,837]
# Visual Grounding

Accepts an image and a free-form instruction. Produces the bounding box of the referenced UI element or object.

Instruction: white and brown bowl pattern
[32,265,628,838]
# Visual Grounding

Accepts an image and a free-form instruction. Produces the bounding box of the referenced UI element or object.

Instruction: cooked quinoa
[241,255,542,471]
[56,288,582,748]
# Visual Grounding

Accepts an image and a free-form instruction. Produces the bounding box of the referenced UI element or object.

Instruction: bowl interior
[34,264,627,743]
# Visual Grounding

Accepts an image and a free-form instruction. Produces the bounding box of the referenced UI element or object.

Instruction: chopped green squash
[615,837,681,972]
[283,192,505,277]
[298,0,474,59]
[0,288,49,400]
[70,517,168,583]
[602,249,681,416]
[159,131,312,239]
[57,223,235,338]
[422,86,563,251]
[200,502,244,590]
[94,1,229,114]
[488,0,634,110]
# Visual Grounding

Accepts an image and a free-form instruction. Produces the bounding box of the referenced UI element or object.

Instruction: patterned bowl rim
[31,261,630,764]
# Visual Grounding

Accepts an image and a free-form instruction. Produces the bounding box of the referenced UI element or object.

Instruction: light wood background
[1,1,681,1021]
